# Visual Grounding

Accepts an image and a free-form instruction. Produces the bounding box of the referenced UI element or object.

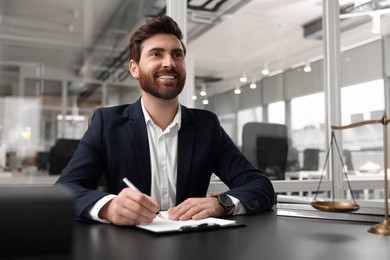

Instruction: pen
[122,177,164,219]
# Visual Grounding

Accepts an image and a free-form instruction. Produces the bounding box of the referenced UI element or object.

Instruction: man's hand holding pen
[99,177,227,226]
[98,187,160,226]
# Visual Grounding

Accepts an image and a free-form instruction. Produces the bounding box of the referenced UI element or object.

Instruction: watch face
[218,194,234,208]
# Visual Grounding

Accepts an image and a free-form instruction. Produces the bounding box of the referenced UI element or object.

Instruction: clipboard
[136,211,245,234]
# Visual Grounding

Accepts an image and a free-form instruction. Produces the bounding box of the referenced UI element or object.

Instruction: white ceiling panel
[0,0,388,96]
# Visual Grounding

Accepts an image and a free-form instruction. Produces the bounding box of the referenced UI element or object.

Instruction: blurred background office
[0,0,389,198]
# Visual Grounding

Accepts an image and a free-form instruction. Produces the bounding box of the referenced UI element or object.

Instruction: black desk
[17,210,390,260]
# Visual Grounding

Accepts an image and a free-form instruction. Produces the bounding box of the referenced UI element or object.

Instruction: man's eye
[174,52,183,58]
[150,52,160,57]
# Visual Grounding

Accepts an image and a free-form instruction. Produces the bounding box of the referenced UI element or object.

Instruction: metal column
[166,0,195,108]
[323,0,343,198]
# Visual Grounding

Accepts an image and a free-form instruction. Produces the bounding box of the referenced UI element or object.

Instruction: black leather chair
[49,138,80,175]
[256,136,288,180]
[286,145,300,171]
[302,148,320,171]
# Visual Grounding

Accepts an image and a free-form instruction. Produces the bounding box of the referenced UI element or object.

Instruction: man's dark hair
[128,15,186,63]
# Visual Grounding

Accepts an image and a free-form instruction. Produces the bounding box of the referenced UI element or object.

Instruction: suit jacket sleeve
[55,108,110,219]
[179,108,276,215]
[56,101,153,220]
[214,124,276,214]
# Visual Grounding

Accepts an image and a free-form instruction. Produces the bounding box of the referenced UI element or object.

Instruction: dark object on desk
[178,222,246,232]
[0,186,73,256]
[256,136,288,180]
[49,138,80,175]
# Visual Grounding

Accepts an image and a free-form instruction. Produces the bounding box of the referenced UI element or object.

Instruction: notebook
[136,211,245,234]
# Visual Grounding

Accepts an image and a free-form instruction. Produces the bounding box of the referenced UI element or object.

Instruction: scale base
[368,219,390,235]
[311,201,360,212]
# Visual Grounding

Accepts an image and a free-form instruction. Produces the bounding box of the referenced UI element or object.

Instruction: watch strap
[210,193,235,215]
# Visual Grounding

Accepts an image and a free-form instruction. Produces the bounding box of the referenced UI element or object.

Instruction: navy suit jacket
[56,98,275,219]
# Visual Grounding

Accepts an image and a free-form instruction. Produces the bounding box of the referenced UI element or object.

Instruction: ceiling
[1,0,390,97]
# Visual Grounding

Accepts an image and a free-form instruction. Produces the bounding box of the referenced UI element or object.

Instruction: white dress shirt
[142,99,180,210]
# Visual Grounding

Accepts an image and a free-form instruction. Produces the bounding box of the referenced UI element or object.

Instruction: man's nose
[163,55,176,69]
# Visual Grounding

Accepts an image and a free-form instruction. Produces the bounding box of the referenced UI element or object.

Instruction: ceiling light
[303,61,311,72]
[371,13,381,34]
[234,86,241,95]
[250,82,257,89]
[262,62,269,75]
[200,84,207,96]
[202,99,209,105]
[192,95,197,100]
[240,71,247,83]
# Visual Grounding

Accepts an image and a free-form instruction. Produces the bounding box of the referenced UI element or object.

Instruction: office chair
[36,151,50,170]
[49,138,80,175]
[242,122,288,180]
[286,145,300,171]
[302,148,320,171]
[256,136,288,180]
[343,149,354,171]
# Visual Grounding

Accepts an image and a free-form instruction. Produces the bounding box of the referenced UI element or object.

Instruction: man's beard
[138,68,185,100]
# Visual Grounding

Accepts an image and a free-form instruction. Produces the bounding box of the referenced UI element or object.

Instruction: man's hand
[98,188,160,226]
[167,197,224,221]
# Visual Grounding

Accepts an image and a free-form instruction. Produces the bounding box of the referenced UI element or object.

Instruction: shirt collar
[141,98,182,131]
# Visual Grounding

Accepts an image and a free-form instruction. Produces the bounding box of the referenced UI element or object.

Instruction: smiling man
[56,15,276,227]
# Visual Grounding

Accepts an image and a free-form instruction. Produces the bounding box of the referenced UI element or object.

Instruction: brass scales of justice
[311,113,390,235]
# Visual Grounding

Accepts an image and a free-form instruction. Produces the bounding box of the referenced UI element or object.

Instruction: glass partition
[268,101,285,125]
[291,93,326,170]
[237,106,262,147]
[340,79,385,175]
[106,84,141,106]
[0,1,388,198]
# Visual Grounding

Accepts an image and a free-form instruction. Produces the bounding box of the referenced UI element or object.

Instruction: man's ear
[129,60,138,79]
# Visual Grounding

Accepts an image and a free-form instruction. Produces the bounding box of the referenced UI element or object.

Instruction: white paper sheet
[136,211,239,233]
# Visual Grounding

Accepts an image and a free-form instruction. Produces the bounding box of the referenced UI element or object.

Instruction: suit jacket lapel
[126,101,194,202]
[176,106,195,204]
[127,99,152,194]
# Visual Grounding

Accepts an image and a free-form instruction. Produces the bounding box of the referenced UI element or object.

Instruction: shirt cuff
[86,194,117,223]
[228,194,247,215]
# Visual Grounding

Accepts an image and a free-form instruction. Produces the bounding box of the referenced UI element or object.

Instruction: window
[218,113,237,144]
[341,79,384,126]
[237,106,262,147]
[268,101,285,125]
[291,93,325,151]
[340,79,385,172]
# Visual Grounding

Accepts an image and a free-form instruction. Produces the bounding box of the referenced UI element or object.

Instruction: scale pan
[311,201,360,212]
